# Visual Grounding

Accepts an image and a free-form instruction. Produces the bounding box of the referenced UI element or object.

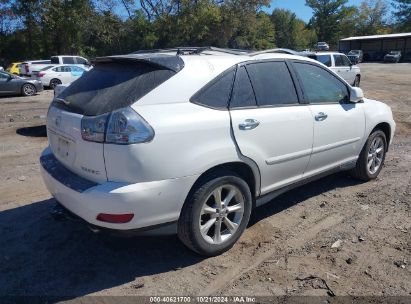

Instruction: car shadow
[250,172,362,225]
[0,172,362,300]
[16,125,47,137]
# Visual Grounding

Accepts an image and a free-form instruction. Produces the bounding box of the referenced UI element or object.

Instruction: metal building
[339,32,411,61]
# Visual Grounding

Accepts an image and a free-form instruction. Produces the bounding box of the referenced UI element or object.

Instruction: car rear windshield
[54,61,177,116]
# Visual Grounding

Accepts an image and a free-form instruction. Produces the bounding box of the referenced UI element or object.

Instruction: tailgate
[47,105,107,183]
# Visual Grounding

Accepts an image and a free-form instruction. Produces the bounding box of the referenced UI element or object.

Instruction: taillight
[106,107,154,144]
[37,72,45,77]
[81,113,109,142]
[80,107,154,144]
[24,64,29,73]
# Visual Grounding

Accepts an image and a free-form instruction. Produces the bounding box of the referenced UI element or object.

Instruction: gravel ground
[0,63,410,300]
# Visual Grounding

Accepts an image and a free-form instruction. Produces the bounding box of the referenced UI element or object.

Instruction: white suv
[40,48,395,256]
[311,52,361,87]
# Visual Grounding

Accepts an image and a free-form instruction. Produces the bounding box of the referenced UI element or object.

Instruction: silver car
[0,71,43,96]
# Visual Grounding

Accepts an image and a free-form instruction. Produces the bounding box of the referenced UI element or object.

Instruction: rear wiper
[54,97,70,105]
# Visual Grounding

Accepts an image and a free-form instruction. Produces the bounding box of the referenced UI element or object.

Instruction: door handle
[315,112,328,121]
[239,119,260,130]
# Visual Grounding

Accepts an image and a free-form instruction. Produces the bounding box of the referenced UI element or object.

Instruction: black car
[0,71,43,96]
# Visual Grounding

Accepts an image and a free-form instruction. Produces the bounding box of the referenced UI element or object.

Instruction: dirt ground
[0,63,410,300]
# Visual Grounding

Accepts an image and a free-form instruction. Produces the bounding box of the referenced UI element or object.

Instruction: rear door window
[56,61,176,115]
[333,55,344,67]
[315,55,332,67]
[62,57,75,64]
[245,61,298,106]
[230,66,256,108]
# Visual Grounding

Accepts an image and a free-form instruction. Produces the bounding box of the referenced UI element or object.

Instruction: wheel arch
[185,162,259,209]
[49,78,62,87]
[371,122,391,150]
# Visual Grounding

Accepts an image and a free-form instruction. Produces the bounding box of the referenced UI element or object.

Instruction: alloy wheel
[199,185,244,245]
[367,136,384,174]
[23,84,35,96]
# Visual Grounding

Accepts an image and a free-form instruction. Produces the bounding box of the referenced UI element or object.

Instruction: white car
[40,48,395,256]
[36,65,89,88]
[316,42,330,51]
[50,55,90,67]
[311,52,361,87]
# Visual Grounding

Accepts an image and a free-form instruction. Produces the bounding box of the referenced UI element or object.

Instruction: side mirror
[350,87,364,103]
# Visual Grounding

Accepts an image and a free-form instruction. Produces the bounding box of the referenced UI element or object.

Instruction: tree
[392,0,411,31]
[271,9,298,49]
[306,0,352,47]
[355,0,390,35]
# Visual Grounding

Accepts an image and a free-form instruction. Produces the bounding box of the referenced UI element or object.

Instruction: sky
[269,0,371,22]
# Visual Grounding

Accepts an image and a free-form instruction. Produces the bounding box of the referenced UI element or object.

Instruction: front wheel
[21,83,36,96]
[178,171,252,256]
[350,130,387,181]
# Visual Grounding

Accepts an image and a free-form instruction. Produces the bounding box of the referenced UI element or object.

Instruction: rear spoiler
[92,54,185,72]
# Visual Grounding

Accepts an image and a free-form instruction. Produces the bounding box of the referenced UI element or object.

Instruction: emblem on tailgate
[81,166,100,175]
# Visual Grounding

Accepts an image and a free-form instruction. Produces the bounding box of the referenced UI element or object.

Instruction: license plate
[57,137,70,159]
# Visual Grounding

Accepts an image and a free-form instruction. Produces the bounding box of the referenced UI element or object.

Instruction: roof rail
[250,48,301,56]
[132,46,251,56]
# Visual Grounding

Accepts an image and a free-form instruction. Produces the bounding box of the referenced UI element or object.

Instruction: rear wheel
[49,78,62,89]
[350,130,387,181]
[178,171,252,256]
[21,83,36,96]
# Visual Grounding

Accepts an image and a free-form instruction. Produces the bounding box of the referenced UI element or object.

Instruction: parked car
[6,62,22,75]
[40,50,395,256]
[19,60,52,77]
[316,42,330,51]
[0,70,43,96]
[309,52,361,86]
[347,50,363,64]
[36,65,90,88]
[384,51,402,63]
[50,55,90,68]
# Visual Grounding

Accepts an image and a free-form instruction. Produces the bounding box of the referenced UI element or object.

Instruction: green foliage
[0,0,407,66]
[306,0,352,47]
[271,8,316,50]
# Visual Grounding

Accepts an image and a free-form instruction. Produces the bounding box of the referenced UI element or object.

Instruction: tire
[49,78,62,89]
[178,170,252,256]
[21,83,36,96]
[350,130,387,181]
[353,75,361,87]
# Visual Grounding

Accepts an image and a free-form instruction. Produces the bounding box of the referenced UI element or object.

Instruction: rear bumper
[384,57,399,62]
[40,148,198,231]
